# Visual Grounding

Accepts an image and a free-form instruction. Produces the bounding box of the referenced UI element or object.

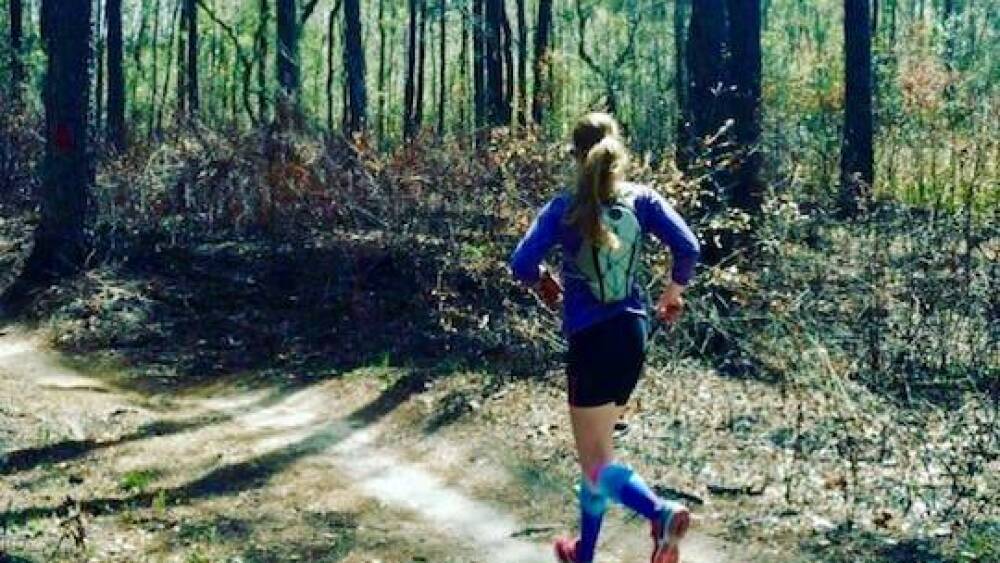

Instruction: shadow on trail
[0,414,229,476]
[0,367,430,527]
[29,234,550,398]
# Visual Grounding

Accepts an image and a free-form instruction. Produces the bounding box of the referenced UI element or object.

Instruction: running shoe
[650,502,691,563]
[553,537,581,563]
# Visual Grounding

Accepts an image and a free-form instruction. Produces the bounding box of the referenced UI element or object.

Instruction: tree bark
[106,0,127,151]
[276,0,302,125]
[185,0,199,115]
[515,0,527,126]
[8,0,23,99]
[840,0,874,217]
[674,0,690,165]
[415,0,428,128]
[4,0,93,311]
[343,0,367,133]
[404,0,419,139]
[95,0,106,134]
[726,0,763,214]
[473,0,485,128]
[378,0,387,141]
[683,0,730,162]
[531,0,553,124]
[437,0,447,136]
[484,0,507,126]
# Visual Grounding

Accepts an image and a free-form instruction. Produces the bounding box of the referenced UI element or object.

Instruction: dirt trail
[0,331,736,562]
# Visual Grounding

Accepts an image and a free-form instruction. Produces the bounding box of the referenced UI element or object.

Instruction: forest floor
[0,329,763,562]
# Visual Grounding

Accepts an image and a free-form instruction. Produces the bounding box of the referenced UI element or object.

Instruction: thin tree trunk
[95,0,106,135]
[3,0,93,311]
[473,0,485,128]
[404,0,418,139]
[9,0,23,99]
[186,0,199,114]
[257,0,269,121]
[158,0,181,134]
[177,0,186,117]
[343,0,367,133]
[437,0,447,136]
[327,8,336,130]
[459,4,469,129]
[415,0,428,128]
[500,1,514,124]
[378,0,387,142]
[150,0,161,134]
[840,0,874,217]
[484,0,505,126]
[531,0,553,124]
[515,0,527,126]
[276,0,301,125]
[107,0,126,151]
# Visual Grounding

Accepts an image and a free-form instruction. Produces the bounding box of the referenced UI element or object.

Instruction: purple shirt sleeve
[636,188,701,285]
[510,198,564,284]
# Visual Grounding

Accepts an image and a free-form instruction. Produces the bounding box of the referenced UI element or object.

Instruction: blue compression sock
[577,478,608,563]
[594,462,662,520]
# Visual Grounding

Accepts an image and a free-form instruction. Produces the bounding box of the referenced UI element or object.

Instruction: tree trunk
[684,0,730,161]
[484,0,506,126]
[500,1,515,124]
[531,0,553,124]
[327,7,336,130]
[150,0,161,135]
[185,0,199,115]
[404,0,419,139]
[177,0,186,118]
[515,0,527,126]
[437,0,446,136]
[95,0,106,135]
[727,0,763,214]
[674,0,689,165]
[473,0,485,128]
[378,0,387,142]
[257,0,269,122]
[840,0,874,217]
[106,0,127,151]
[343,0,367,134]
[3,0,93,311]
[459,4,468,129]
[8,0,23,99]
[415,0,428,128]
[276,0,301,125]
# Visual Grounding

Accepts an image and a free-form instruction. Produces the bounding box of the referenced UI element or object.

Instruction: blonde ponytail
[565,113,629,249]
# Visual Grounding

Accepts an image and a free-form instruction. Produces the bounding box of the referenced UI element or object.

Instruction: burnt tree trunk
[726,0,763,214]
[343,0,367,133]
[3,0,93,312]
[531,0,553,124]
[839,0,874,217]
[107,0,127,151]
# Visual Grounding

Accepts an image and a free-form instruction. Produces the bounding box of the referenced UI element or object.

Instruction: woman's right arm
[639,189,701,322]
[509,199,563,285]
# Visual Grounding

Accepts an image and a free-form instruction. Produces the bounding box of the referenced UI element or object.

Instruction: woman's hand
[656,282,686,324]
[535,269,563,310]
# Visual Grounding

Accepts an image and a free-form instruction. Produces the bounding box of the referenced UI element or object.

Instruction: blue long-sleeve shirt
[509,182,701,336]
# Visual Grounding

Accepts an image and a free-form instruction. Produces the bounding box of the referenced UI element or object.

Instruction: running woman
[509,113,701,563]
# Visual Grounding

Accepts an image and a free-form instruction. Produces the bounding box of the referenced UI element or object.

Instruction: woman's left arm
[639,189,701,286]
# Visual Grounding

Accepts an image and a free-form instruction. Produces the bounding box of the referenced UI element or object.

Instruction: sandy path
[0,331,734,562]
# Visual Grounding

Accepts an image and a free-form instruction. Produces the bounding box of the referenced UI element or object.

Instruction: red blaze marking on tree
[54,124,74,151]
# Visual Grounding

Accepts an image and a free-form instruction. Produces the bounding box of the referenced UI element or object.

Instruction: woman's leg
[568,403,624,562]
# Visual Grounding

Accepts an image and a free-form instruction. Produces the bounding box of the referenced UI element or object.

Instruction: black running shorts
[566,312,648,407]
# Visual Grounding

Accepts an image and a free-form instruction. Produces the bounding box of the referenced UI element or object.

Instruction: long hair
[565,113,629,249]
